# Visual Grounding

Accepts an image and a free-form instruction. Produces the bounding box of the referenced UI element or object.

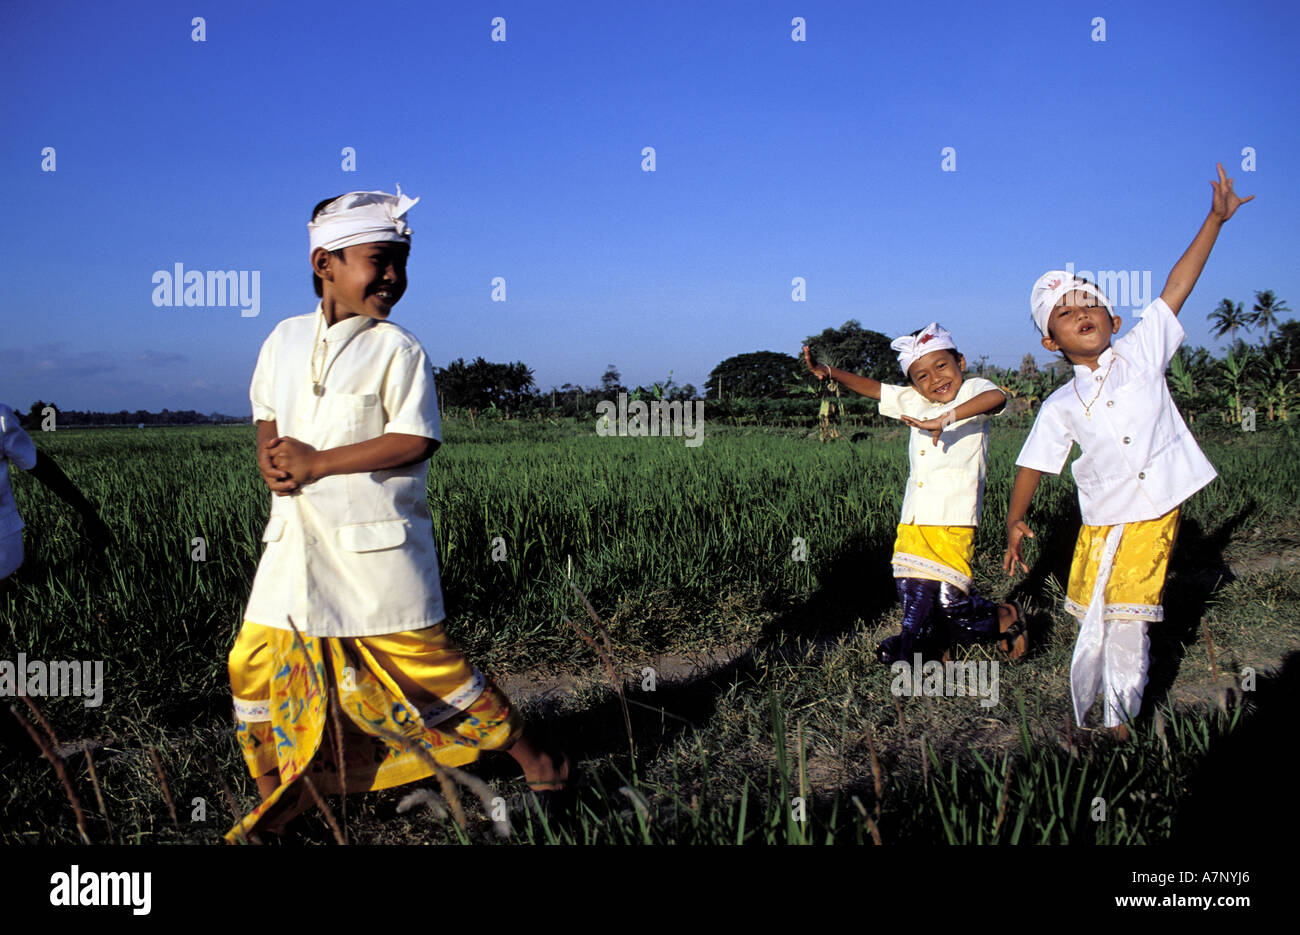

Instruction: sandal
[997,601,1029,660]
[516,748,574,821]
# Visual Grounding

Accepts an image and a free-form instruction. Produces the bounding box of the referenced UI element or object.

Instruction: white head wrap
[1030,270,1114,336]
[890,322,958,375]
[308,185,419,255]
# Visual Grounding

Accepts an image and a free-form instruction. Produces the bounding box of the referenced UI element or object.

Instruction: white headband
[1030,270,1114,336]
[308,185,419,254]
[891,322,958,375]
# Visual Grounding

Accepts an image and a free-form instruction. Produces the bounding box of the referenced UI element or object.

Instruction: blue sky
[2,0,1297,414]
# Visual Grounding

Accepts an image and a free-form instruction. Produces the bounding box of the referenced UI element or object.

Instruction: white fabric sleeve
[1,407,37,471]
[1115,297,1183,372]
[382,344,442,440]
[1015,400,1075,475]
[877,383,920,419]
[249,331,277,424]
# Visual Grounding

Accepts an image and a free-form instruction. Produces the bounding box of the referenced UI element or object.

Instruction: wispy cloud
[138,350,187,366]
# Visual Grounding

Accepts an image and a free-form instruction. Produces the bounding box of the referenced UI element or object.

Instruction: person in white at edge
[1005,164,1252,738]
[1,403,111,582]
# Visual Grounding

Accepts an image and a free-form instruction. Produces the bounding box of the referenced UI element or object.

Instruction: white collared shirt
[244,303,445,637]
[1016,297,1216,526]
[878,376,1004,526]
[1,403,38,538]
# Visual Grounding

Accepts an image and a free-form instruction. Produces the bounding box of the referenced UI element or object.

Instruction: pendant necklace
[309,313,328,396]
[1074,355,1116,419]
[310,311,369,396]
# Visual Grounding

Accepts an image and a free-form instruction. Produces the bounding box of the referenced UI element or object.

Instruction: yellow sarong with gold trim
[1065,507,1180,623]
[225,621,521,842]
[891,524,975,592]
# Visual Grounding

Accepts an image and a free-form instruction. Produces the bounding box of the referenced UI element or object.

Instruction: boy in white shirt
[1004,163,1252,737]
[804,325,1026,666]
[1,403,112,582]
[226,188,566,840]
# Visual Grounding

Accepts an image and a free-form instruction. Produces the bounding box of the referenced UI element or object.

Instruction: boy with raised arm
[1004,164,1252,737]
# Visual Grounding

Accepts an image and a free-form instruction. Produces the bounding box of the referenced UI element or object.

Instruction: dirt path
[498,550,1300,710]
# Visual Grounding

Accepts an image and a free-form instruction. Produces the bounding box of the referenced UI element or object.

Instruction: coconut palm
[1209,299,1251,345]
[1252,291,1292,344]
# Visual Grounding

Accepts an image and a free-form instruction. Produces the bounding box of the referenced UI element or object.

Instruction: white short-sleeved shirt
[878,376,1004,526]
[243,303,445,637]
[1,403,38,539]
[1016,297,1216,527]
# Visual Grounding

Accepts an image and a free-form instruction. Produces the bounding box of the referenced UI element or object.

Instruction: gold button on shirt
[877,376,1003,526]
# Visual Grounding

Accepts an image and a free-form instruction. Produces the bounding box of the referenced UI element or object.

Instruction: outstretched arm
[1003,466,1043,576]
[803,345,882,400]
[1160,163,1253,316]
[27,453,112,550]
[901,389,1007,445]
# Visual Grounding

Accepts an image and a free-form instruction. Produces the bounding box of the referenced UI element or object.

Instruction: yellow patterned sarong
[891,524,975,592]
[225,621,522,842]
[1065,507,1180,623]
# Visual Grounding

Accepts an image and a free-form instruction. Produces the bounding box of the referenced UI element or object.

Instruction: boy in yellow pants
[1005,163,1251,736]
[805,324,1025,666]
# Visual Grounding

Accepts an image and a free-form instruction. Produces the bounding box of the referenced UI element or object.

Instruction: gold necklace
[1074,354,1116,419]
[310,313,328,396]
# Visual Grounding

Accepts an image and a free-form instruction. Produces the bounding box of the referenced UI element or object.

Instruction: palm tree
[1252,291,1292,344]
[1209,299,1250,345]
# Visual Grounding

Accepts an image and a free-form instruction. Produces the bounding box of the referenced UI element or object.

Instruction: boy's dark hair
[311,195,347,298]
[908,327,963,375]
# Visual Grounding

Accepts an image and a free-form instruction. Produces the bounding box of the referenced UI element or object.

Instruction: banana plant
[1221,346,1256,425]
[1168,354,1198,423]
[1251,354,1299,421]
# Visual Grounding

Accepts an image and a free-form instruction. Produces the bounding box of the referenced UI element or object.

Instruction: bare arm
[901,389,1007,445]
[1003,466,1043,576]
[803,345,882,399]
[268,432,437,487]
[1160,163,1253,316]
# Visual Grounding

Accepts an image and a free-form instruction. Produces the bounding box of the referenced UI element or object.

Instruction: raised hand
[1210,162,1253,223]
[803,345,830,381]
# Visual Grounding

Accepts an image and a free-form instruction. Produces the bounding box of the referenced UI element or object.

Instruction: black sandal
[998,601,1029,660]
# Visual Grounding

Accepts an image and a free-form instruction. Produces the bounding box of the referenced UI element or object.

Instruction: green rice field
[2,417,1297,844]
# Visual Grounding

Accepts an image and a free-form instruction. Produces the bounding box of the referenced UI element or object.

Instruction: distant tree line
[20,295,1290,430]
[11,401,246,428]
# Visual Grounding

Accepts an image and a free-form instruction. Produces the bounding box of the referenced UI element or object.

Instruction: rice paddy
[2,416,1297,844]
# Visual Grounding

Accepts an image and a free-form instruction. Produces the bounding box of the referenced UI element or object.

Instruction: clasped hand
[259,436,319,495]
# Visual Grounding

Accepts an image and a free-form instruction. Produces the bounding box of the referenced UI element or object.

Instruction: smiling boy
[226,189,566,840]
[805,324,1025,666]
[1004,164,1252,737]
